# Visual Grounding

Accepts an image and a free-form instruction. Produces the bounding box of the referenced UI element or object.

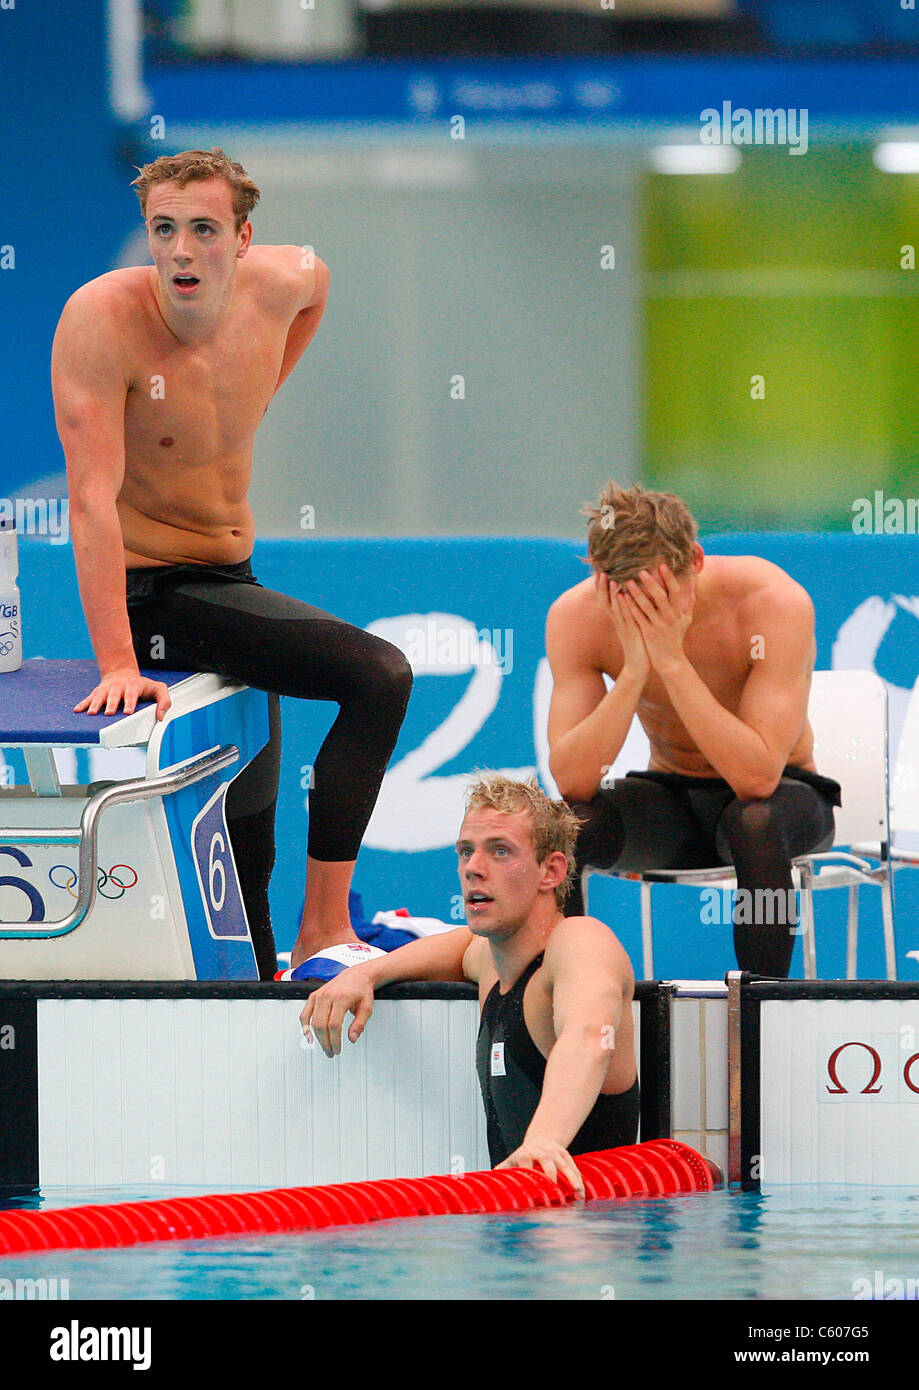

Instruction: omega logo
[825,1041,919,1095]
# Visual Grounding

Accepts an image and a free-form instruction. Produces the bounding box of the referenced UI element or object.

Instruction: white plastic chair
[888,678,919,858]
[581,669,895,981]
[852,673,919,922]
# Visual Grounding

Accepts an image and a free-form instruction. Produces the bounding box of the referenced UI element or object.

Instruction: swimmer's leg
[223,694,281,978]
[129,608,283,978]
[563,776,711,916]
[131,577,412,970]
[714,779,835,978]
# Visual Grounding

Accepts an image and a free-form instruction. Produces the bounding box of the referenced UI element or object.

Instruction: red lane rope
[0,1140,721,1255]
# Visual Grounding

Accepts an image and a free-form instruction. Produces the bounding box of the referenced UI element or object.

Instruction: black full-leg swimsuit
[126,558,413,979]
[476,953,640,1166]
[564,767,841,978]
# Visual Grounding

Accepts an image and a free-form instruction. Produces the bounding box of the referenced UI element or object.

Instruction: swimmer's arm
[371,925,476,987]
[299,927,474,1056]
[546,593,645,802]
[272,253,330,395]
[51,293,170,719]
[644,577,814,800]
[498,920,630,1196]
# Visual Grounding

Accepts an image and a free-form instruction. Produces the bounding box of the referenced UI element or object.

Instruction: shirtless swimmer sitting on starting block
[51,147,413,980]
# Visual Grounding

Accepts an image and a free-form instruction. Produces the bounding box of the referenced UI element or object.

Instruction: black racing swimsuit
[124,557,412,979]
[565,766,841,978]
[475,953,640,1167]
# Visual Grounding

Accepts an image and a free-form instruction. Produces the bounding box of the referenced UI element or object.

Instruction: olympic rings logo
[49,863,139,900]
[0,640,14,656]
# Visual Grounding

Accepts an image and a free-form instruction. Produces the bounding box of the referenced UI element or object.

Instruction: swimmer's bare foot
[291,855,362,968]
[290,923,361,970]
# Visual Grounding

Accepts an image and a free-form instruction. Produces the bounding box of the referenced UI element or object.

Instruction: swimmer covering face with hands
[300,775,639,1195]
[545,482,840,978]
[51,148,412,978]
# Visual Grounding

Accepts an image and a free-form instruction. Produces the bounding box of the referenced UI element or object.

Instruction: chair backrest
[808,669,888,847]
[890,677,919,841]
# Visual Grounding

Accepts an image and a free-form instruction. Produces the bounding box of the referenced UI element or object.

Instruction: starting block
[0,659,271,980]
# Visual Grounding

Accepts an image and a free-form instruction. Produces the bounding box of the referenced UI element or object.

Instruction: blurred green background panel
[643,146,919,530]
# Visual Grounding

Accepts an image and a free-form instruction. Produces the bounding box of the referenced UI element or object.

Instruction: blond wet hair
[582,481,698,586]
[464,773,580,907]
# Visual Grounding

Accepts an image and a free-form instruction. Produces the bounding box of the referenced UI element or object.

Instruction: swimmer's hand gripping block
[0,1140,720,1253]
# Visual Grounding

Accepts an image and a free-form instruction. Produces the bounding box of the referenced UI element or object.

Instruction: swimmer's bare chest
[636,656,746,774]
[593,611,814,777]
[119,305,288,567]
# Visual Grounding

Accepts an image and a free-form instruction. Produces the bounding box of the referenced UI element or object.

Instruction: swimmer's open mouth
[173,274,200,291]
[466,893,494,907]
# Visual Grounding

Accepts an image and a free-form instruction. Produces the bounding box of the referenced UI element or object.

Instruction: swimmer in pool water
[546,481,841,979]
[300,774,639,1196]
[51,147,412,980]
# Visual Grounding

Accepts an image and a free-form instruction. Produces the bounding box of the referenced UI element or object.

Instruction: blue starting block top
[0,660,193,745]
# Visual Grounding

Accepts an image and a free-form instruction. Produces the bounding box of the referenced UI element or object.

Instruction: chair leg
[881,865,897,981]
[641,881,654,980]
[796,864,816,980]
[846,884,858,980]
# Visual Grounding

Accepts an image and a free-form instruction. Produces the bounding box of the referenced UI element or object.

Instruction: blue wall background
[14,531,919,982]
[0,3,142,498]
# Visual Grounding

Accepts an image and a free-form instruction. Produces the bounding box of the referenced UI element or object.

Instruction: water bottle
[0,515,22,673]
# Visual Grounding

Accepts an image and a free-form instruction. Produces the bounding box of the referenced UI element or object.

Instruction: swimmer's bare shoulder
[53,244,328,364]
[558,576,596,605]
[546,576,599,632]
[59,265,151,310]
[461,932,489,985]
[237,244,330,391]
[52,274,139,464]
[542,915,635,1001]
[545,578,624,745]
[241,243,329,310]
[728,556,811,653]
[539,917,636,1090]
[546,577,622,671]
[731,554,814,618]
[53,270,145,374]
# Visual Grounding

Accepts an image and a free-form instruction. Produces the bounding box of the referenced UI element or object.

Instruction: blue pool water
[2,1185,919,1301]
